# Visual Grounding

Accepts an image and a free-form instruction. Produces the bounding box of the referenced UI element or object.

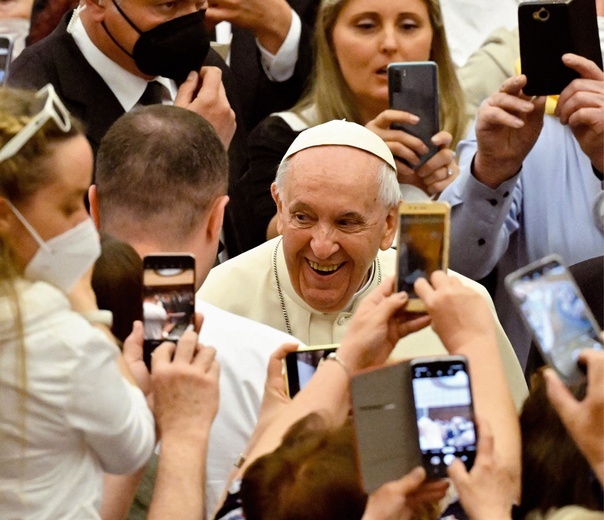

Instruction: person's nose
[379,25,399,54]
[310,225,340,259]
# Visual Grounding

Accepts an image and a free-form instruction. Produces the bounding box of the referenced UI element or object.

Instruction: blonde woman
[0,85,155,518]
[249,0,467,243]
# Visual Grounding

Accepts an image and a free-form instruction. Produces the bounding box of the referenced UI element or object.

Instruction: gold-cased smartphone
[396,201,450,312]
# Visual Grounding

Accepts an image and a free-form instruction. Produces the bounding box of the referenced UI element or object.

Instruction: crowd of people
[0,0,602,519]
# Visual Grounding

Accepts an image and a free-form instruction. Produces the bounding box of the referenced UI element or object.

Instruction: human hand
[151,329,220,437]
[447,419,515,520]
[362,467,448,520]
[122,320,151,396]
[544,348,604,485]
[174,66,236,149]
[337,277,431,374]
[206,0,292,54]
[555,54,604,173]
[473,75,546,188]
[414,272,496,355]
[413,131,458,196]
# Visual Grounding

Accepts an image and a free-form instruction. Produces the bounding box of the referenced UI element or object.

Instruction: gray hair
[274,156,401,208]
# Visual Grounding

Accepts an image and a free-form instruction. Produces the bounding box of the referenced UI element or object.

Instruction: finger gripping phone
[411,356,477,479]
[505,254,603,386]
[396,201,450,312]
[388,61,440,169]
[142,254,195,370]
[284,344,338,398]
[518,0,603,96]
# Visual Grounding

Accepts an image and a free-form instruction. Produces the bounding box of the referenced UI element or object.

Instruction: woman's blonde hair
[0,86,82,457]
[294,0,468,147]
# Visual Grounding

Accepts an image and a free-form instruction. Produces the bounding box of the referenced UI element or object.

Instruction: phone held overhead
[396,201,450,313]
[518,0,603,96]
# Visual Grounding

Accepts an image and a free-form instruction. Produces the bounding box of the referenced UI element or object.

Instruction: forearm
[461,338,521,493]
[148,430,210,520]
[101,469,147,520]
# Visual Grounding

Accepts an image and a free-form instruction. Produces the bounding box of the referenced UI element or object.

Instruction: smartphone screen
[143,254,195,370]
[396,203,449,307]
[388,61,439,169]
[411,357,477,479]
[505,256,602,386]
[285,346,338,397]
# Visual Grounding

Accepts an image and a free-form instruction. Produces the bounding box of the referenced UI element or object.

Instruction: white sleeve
[257,9,301,82]
[66,328,155,474]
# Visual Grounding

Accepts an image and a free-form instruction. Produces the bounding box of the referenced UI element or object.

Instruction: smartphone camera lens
[533,7,549,22]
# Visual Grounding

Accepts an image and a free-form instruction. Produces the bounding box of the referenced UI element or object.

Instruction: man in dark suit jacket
[10,1,255,256]
[206,0,319,132]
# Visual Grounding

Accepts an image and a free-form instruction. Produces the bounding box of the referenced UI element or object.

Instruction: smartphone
[396,201,450,312]
[284,344,338,398]
[505,254,603,386]
[351,360,422,493]
[0,35,13,85]
[411,356,477,479]
[518,0,603,96]
[388,61,440,169]
[142,253,195,370]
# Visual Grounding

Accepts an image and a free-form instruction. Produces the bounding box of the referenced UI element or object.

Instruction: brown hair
[516,370,603,515]
[95,104,228,246]
[294,0,467,148]
[241,414,438,520]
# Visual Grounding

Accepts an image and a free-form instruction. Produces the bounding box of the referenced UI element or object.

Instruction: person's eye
[292,212,314,226]
[354,17,378,30]
[337,219,362,231]
[399,18,420,31]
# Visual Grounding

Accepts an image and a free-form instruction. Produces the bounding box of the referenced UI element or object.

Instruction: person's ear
[88,185,101,229]
[84,0,106,21]
[206,194,229,245]
[379,204,399,250]
[271,182,284,236]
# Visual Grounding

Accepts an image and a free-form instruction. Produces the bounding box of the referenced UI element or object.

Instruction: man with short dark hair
[89,104,302,515]
[10,0,255,255]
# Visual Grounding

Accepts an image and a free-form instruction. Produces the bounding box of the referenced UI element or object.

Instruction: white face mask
[8,201,101,293]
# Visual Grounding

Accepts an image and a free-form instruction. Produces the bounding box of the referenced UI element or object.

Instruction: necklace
[272,238,382,336]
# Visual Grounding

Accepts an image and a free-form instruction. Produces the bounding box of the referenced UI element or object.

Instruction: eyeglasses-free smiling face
[332,0,433,122]
[272,145,398,313]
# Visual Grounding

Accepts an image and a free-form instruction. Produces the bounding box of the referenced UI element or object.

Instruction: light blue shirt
[440,115,604,366]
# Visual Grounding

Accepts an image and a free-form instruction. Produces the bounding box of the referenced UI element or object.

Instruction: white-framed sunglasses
[0,83,72,163]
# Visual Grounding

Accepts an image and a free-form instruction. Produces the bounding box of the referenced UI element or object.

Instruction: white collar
[69,15,176,112]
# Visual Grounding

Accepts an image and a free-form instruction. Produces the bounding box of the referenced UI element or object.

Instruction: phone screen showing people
[142,254,195,370]
[411,358,477,479]
[285,347,337,397]
[0,37,12,85]
[397,213,445,297]
[506,258,602,385]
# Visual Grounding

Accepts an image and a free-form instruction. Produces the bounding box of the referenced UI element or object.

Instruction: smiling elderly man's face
[272,145,398,313]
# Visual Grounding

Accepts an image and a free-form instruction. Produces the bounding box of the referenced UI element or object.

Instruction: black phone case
[388,62,440,169]
[519,0,603,96]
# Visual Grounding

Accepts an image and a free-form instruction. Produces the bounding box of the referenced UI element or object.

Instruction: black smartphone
[505,254,603,386]
[518,0,603,96]
[411,356,477,479]
[284,345,338,398]
[388,61,440,169]
[142,253,195,371]
[396,201,450,312]
[0,35,13,85]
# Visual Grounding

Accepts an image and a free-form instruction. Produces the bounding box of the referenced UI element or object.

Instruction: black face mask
[102,2,210,83]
